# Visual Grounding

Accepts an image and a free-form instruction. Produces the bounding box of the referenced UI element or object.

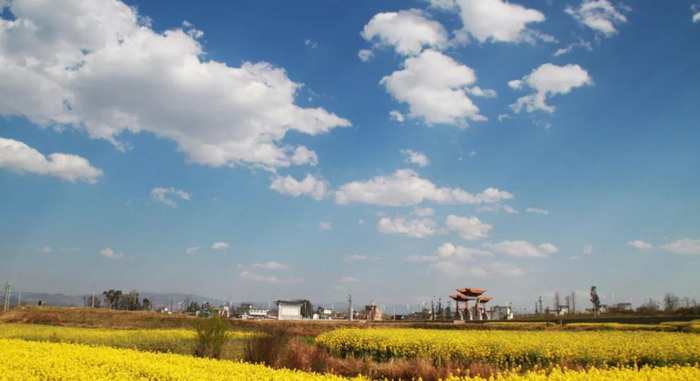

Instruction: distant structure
[276,300,303,320]
[450,287,508,321]
[3,282,10,312]
[363,304,383,321]
[450,287,487,321]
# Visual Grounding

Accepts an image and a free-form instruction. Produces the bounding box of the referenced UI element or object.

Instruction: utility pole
[348,294,353,321]
[3,282,11,312]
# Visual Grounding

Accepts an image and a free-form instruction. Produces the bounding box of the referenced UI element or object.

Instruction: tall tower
[3,282,11,312]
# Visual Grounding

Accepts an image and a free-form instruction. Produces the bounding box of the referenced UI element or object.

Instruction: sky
[1,0,699,313]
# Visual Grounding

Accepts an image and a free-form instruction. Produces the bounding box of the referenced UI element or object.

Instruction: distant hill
[2,291,221,309]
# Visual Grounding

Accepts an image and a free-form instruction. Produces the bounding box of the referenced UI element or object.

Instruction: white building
[276,300,303,320]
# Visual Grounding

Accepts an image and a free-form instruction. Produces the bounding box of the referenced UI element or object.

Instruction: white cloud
[377,217,442,238]
[0,137,102,183]
[335,169,513,207]
[100,248,124,259]
[344,254,380,262]
[538,243,559,254]
[37,245,52,254]
[358,219,365,225]
[358,49,374,62]
[361,9,447,55]
[553,39,593,57]
[269,174,328,201]
[289,146,319,166]
[400,149,430,167]
[319,221,332,230]
[660,238,700,254]
[476,203,518,214]
[445,215,492,240]
[0,0,350,171]
[465,86,497,98]
[340,276,360,283]
[565,0,628,36]
[510,63,592,114]
[405,254,439,263]
[583,244,593,254]
[628,240,652,250]
[436,242,492,261]
[185,246,200,255]
[412,207,435,217]
[150,187,190,208]
[389,110,405,122]
[380,49,486,126]
[211,242,230,250]
[430,261,524,277]
[483,240,553,258]
[240,271,303,284]
[304,39,317,49]
[693,5,700,23]
[695,13,700,23]
[526,207,550,215]
[442,0,549,44]
[251,261,288,270]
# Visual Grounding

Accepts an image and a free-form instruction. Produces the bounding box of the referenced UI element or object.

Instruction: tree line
[83,289,152,311]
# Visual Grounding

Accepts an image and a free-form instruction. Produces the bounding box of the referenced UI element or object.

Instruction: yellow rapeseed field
[316,328,700,367]
[0,323,248,352]
[1,338,699,381]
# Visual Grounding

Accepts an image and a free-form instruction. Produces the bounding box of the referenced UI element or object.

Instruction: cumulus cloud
[211,242,230,250]
[526,207,550,215]
[400,149,430,167]
[660,238,700,254]
[289,146,319,166]
[583,244,593,254]
[361,9,448,55]
[434,0,549,44]
[0,137,102,183]
[100,248,124,259]
[319,221,332,230]
[335,169,513,206]
[37,245,52,254]
[693,5,700,23]
[269,174,328,201]
[151,187,190,208]
[240,271,303,284]
[430,260,524,277]
[483,240,555,258]
[510,63,592,114]
[436,242,493,261]
[344,254,380,262]
[389,110,405,122]
[377,217,443,238]
[0,0,350,171]
[251,261,288,270]
[565,0,628,36]
[445,215,492,241]
[628,240,652,250]
[381,50,486,126]
[358,49,374,62]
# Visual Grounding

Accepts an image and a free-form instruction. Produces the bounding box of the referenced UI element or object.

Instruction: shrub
[243,327,288,366]
[192,316,229,359]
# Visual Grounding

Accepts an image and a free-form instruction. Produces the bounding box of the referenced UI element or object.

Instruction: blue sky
[1,0,699,312]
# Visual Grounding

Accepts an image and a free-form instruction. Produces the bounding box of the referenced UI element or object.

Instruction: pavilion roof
[456,287,486,297]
